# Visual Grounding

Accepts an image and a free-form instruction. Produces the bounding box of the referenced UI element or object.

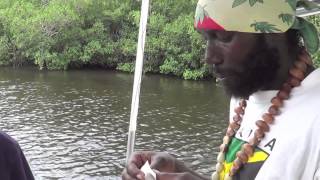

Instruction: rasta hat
[195,0,320,54]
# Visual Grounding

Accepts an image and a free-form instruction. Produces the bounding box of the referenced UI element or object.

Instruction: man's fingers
[150,153,175,172]
[122,168,137,180]
[157,172,178,180]
[131,151,154,168]
[156,171,190,180]
[125,162,145,180]
[121,169,135,180]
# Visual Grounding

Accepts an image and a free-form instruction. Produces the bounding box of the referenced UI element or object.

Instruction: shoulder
[0,132,20,150]
[289,69,320,112]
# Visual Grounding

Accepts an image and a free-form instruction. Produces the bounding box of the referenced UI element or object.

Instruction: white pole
[296,8,320,17]
[126,0,150,164]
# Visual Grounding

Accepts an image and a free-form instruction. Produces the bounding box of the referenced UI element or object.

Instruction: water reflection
[0,67,229,179]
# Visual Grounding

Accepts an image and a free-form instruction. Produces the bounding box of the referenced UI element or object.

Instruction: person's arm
[122,151,210,180]
[0,132,34,180]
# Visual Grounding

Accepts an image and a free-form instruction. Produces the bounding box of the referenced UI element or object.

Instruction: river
[0,67,229,179]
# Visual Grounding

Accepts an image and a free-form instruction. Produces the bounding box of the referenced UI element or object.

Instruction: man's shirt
[219,68,320,180]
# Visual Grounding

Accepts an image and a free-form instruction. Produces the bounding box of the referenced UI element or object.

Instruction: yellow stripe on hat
[196,0,295,33]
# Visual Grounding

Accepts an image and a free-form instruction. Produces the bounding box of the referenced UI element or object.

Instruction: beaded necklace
[211,50,313,180]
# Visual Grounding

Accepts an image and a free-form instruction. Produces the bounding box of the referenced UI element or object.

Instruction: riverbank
[1,0,319,81]
[0,0,209,80]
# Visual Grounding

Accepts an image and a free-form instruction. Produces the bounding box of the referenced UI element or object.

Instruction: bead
[211,172,219,180]
[277,90,289,100]
[217,152,225,163]
[220,144,228,152]
[223,136,230,144]
[290,68,304,80]
[226,127,235,137]
[254,129,265,140]
[281,82,292,92]
[229,167,237,177]
[294,60,307,73]
[268,105,280,115]
[262,113,274,124]
[230,122,240,131]
[232,158,242,170]
[239,100,247,107]
[224,173,232,180]
[233,114,242,122]
[256,120,270,132]
[242,143,254,157]
[249,137,259,146]
[299,53,313,66]
[215,162,224,172]
[288,77,301,87]
[271,97,283,107]
[234,107,244,115]
[236,150,248,162]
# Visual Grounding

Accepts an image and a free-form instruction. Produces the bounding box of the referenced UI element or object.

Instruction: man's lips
[212,66,235,83]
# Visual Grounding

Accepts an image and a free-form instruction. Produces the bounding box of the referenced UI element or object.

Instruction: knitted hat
[195,0,319,54]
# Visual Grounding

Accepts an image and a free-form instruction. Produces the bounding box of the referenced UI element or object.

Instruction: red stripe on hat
[195,16,224,30]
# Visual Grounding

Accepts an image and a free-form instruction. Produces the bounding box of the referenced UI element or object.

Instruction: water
[0,67,229,179]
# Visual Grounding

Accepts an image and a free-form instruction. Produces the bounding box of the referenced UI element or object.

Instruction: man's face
[203,30,281,98]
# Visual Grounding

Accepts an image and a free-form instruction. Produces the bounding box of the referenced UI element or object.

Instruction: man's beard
[219,38,280,98]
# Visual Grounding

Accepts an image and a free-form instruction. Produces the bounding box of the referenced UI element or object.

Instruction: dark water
[0,67,229,179]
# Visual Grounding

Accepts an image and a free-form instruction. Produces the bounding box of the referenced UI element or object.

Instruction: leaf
[286,0,296,10]
[278,13,294,25]
[232,0,247,8]
[293,17,319,54]
[249,0,263,7]
[250,21,281,33]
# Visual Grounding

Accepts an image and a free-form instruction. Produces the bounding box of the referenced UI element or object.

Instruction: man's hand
[121,151,208,180]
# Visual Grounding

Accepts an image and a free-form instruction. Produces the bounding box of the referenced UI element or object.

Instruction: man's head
[195,0,319,98]
[204,29,301,98]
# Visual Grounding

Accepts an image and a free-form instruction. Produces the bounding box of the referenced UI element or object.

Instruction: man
[122,0,320,180]
[0,132,34,180]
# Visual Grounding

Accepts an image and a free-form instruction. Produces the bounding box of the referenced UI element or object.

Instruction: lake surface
[0,67,229,179]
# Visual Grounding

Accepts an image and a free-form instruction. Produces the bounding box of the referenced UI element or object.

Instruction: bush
[308,15,320,66]
[116,63,135,73]
[183,69,206,80]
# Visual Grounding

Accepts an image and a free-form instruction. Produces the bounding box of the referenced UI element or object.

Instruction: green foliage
[308,15,320,67]
[116,63,135,73]
[160,58,183,76]
[0,0,208,79]
[183,67,209,80]
[0,36,9,65]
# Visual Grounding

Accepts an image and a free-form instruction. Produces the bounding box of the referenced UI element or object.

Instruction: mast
[126,0,150,164]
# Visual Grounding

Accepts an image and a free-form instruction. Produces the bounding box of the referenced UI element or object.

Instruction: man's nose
[205,40,223,65]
